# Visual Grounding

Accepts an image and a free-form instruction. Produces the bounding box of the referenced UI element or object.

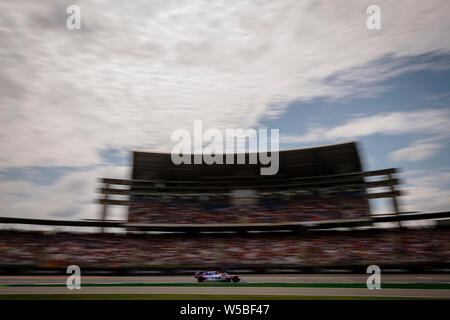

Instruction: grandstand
[0,141,449,275]
[100,142,401,229]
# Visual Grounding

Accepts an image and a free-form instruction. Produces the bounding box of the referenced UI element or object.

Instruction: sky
[0,0,449,222]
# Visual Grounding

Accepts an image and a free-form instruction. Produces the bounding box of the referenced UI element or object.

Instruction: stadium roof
[132,141,363,182]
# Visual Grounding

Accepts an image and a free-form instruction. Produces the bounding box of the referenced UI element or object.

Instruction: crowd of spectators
[128,195,370,224]
[0,228,448,268]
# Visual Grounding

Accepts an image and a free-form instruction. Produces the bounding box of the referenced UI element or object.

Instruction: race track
[1,274,449,298]
[2,274,450,284]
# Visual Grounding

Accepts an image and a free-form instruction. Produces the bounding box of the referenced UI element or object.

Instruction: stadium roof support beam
[363,168,402,227]
[97,199,130,205]
[365,190,402,199]
[101,178,132,185]
[365,178,399,188]
[363,168,397,177]
[373,211,450,223]
[0,217,123,228]
[98,188,129,195]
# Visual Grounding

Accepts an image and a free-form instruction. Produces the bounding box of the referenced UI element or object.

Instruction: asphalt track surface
[1,274,449,298]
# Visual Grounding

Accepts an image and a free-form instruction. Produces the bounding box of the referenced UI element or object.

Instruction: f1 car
[195,271,246,283]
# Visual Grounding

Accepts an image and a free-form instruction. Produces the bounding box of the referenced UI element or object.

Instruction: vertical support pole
[388,173,400,215]
[388,172,401,228]
[101,183,109,233]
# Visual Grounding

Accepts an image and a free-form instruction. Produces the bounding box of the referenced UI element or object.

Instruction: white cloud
[0,0,450,169]
[281,109,450,144]
[0,165,130,220]
[399,169,450,213]
[388,143,443,162]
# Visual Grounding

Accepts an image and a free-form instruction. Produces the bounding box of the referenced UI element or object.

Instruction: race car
[194,271,246,283]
